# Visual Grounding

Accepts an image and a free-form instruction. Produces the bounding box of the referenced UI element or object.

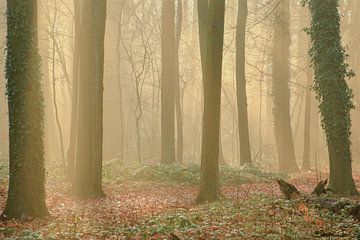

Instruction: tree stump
[275,179,301,200]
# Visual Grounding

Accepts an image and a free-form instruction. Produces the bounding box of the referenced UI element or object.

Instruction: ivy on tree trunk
[2,0,49,219]
[304,0,358,196]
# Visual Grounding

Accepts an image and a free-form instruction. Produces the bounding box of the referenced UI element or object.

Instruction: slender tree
[197,0,208,76]
[196,0,225,204]
[302,57,313,171]
[306,0,358,195]
[297,5,313,171]
[198,0,225,165]
[2,0,49,219]
[116,0,125,162]
[175,0,184,164]
[347,0,360,159]
[38,1,58,166]
[161,0,176,164]
[0,1,6,150]
[67,0,81,181]
[47,0,67,175]
[236,0,252,166]
[72,0,107,198]
[272,0,299,173]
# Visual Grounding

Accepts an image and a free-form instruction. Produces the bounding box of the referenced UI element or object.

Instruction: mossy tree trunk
[272,0,299,173]
[236,0,252,166]
[72,0,106,198]
[306,0,358,195]
[196,0,225,204]
[2,0,49,219]
[161,0,176,165]
[347,1,360,160]
[0,1,7,150]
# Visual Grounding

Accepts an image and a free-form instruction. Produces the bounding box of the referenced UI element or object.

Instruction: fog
[0,0,360,238]
[0,0,330,169]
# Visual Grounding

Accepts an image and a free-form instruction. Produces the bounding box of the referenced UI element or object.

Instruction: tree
[346,0,360,160]
[115,0,125,162]
[67,0,81,181]
[196,0,225,204]
[297,6,313,171]
[72,0,107,198]
[302,56,313,171]
[38,1,58,167]
[175,0,184,164]
[236,0,252,166]
[1,0,49,219]
[0,1,6,150]
[161,0,176,164]
[305,0,358,195]
[272,0,299,173]
[197,0,225,165]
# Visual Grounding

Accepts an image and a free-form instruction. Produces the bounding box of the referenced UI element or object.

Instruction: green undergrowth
[97,195,360,239]
[103,161,287,186]
[0,158,286,186]
[1,195,359,239]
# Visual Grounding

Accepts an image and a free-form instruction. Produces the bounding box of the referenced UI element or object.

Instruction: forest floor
[0,163,359,239]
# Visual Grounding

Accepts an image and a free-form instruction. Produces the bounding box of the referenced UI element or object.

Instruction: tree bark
[307,0,358,195]
[73,0,106,198]
[116,1,125,162]
[38,1,58,166]
[2,0,49,219]
[272,0,299,173]
[297,5,312,171]
[67,0,81,181]
[236,0,252,166]
[161,0,176,164]
[0,1,7,150]
[196,0,225,204]
[175,0,184,164]
[302,63,312,171]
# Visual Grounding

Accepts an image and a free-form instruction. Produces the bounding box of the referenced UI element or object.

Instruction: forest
[0,0,360,239]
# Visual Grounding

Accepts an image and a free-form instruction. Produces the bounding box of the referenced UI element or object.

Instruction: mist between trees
[0,0,359,238]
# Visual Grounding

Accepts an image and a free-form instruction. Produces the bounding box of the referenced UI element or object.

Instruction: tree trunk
[67,0,81,181]
[197,0,208,77]
[219,130,226,165]
[51,40,66,174]
[272,0,299,173]
[73,0,106,198]
[236,0,252,166]
[161,0,176,164]
[297,5,312,171]
[38,1,58,165]
[175,0,184,164]
[302,63,312,171]
[116,1,125,161]
[2,0,49,219]
[346,1,360,161]
[0,1,7,151]
[196,0,225,204]
[307,0,358,195]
